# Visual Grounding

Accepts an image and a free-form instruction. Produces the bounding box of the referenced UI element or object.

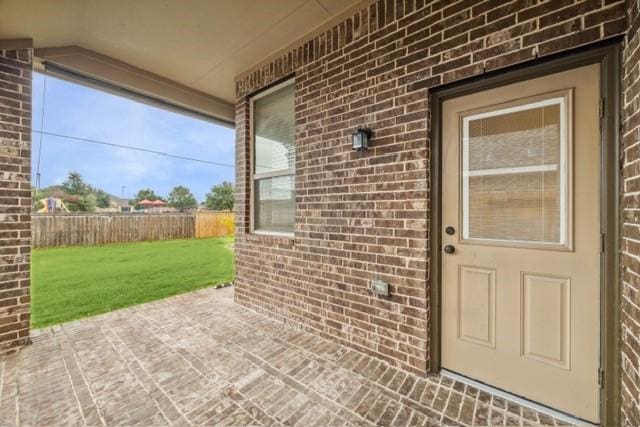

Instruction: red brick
[0,48,31,354]
[622,1,640,424]
[233,0,631,397]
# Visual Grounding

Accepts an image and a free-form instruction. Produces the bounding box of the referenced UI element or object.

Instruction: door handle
[443,245,455,254]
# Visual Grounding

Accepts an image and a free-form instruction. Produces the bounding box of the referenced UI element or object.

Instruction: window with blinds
[252,80,295,234]
[461,95,570,246]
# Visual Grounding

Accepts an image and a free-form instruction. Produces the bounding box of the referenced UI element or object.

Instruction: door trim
[428,40,621,426]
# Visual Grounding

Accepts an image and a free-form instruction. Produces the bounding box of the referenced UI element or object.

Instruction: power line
[32,130,236,168]
[34,69,48,191]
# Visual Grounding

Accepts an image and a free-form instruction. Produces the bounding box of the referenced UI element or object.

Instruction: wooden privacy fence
[32,212,234,248]
[195,211,234,239]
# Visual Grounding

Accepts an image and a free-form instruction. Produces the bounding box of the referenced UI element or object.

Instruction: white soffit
[0,0,364,123]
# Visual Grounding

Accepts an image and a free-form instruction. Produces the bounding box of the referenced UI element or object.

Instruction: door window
[461,93,570,248]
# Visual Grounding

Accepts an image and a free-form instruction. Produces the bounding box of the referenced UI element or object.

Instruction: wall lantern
[352,127,372,151]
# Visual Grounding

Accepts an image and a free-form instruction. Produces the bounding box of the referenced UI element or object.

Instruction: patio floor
[0,286,571,426]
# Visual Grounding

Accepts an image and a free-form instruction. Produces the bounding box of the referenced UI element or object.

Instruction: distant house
[95,195,132,213]
[109,195,131,212]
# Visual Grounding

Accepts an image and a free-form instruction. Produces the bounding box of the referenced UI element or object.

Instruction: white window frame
[249,78,295,237]
[459,91,573,250]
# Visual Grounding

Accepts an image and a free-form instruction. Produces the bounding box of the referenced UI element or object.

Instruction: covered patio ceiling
[0,0,367,124]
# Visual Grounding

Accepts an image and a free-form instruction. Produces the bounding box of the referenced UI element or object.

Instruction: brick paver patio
[0,287,572,426]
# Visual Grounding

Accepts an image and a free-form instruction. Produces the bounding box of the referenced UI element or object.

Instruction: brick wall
[621,0,640,424]
[235,0,628,376]
[0,48,32,353]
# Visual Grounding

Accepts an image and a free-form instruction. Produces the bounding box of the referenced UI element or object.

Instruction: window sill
[252,230,294,238]
[244,230,295,246]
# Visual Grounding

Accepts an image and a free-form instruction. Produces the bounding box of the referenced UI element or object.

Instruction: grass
[31,237,234,328]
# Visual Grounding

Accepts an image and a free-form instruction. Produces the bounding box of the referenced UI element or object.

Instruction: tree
[167,186,197,210]
[204,181,234,211]
[94,189,111,209]
[32,187,43,212]
[78,193,97,212]
[59,171,96,212]
[38,171,113,213]
[32,193,44,212]
[61,171,91,196]
[130,188,161,207]
[64,192,96,212]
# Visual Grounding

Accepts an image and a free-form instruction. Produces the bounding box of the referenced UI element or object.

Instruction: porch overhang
[34,46,236,126]
[0,0,369,124]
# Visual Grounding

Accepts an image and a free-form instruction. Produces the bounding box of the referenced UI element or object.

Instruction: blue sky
[31,72,235,202]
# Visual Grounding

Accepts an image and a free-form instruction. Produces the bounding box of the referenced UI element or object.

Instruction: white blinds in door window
[461,95,569,246]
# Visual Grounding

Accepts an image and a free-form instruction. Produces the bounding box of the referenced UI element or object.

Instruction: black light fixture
[352,127,371,151]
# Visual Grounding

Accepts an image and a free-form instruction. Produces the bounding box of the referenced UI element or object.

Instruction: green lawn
[31,237,234,328]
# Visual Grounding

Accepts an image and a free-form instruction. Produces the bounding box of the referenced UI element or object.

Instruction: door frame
[428,40,621,426]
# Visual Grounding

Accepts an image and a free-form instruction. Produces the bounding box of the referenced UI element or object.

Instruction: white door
[441,64,601,422]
